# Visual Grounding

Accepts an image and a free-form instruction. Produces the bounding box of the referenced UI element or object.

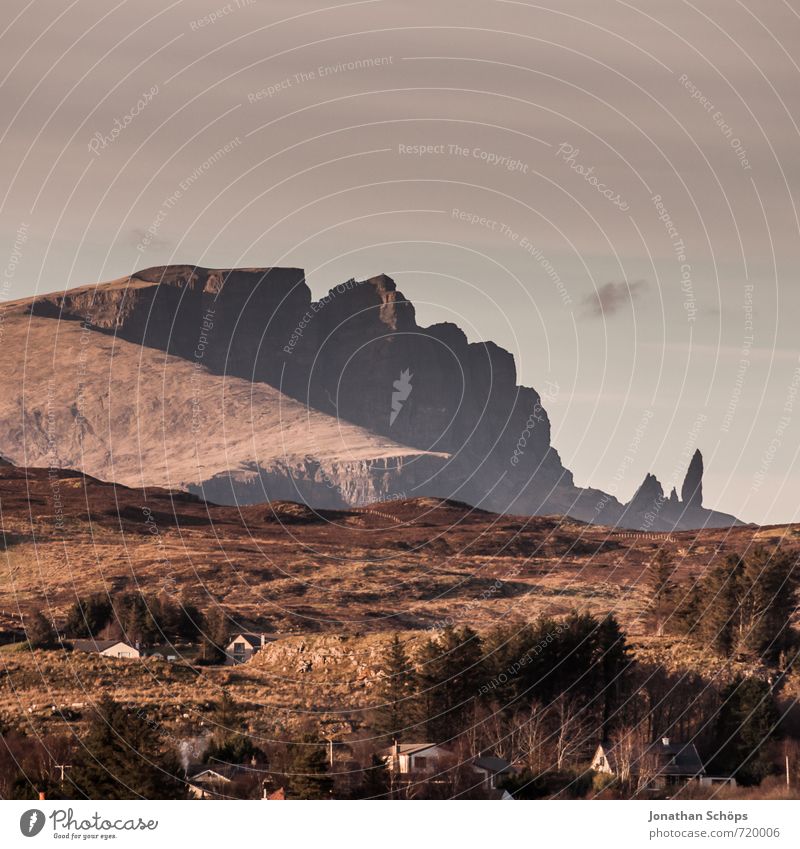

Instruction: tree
[286,733,333,799]
[694,555,742,656]
[201,606,229,664]
[26,611,57,649]
[647,551,680,635]
[372,634,416,740]
[69,696,186,799]
[64,593,112,638]
[415,626,484,740]
[711,676,779,786]
[674,547,800,664]
[737,548,799,662]
[203,690,262,767]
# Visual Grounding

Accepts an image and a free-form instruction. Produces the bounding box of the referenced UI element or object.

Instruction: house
[381,742,450,775]
[187,761,270,799]
[592,736,706,789]
[72,639,140,659]
[187,765,242,799]
[471,754,513,790]
[224,633,269,665]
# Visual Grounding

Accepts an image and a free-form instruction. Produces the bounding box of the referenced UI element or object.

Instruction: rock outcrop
[615,451,740,531]
[7,265,743,529]
[681,449,704,508]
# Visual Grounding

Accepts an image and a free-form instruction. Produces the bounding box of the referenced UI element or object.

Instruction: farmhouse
[591,736,730,790]
[224,633,269,665]
[381,742,450,775]
[71,639,140,659]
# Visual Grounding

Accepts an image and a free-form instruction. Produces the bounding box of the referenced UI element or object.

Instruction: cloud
[582,280,647,318]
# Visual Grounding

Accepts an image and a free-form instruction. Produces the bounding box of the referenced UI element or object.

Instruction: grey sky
[1,0,799,523]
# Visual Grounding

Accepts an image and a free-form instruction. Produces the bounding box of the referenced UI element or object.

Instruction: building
[471,754,513,790]
[224,633,269,665]
[71,639,140,659]
[381,742,450,775]
[592,737,711,789]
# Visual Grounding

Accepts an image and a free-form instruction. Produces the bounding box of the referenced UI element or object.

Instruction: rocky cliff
[11,265,742,529]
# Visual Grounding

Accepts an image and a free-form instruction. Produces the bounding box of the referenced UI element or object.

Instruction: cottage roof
[595,738,705,777]
[473,755,512,774]
[72,638,135,653]
[380,742,439,756]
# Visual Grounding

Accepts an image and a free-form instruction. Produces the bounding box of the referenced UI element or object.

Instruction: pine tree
[372,634,416,740]
[286,733,333,799]
[26,611,56,649]
[647,551,680,635]
[64,593,112,638]
[69,696,186,799]
[711,677,778,786]
[201,605,229,663]
[738,547,799,662]
[695,555,743,656]
[416,626,483,740]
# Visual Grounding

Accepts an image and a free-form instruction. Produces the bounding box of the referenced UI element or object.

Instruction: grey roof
[596,739,705,777]
[649,740,705,776]
[473,755,512,774]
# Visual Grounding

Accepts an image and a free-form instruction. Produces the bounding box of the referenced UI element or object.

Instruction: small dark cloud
[582,280,647,318]
[129,227,172,253]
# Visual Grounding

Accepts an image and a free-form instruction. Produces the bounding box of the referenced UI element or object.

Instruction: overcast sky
[2,0,799,524]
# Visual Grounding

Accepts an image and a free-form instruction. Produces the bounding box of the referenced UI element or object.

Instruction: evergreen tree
[711,677,778,786]
[286,733,333,799]
[201,606,229,663]
[372,634,416,740]
[64,593,112,638]
[415,626,483,740]
[647,551,680,635]
[26,611,57,649]
[738,548,799,662]
[69,696,186,799]
[203,690,261,766]
[595,614,631,730]
[695,555,743,656]
[358,754,389,799]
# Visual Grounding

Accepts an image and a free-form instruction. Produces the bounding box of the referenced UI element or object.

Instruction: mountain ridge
[5,264,743,530]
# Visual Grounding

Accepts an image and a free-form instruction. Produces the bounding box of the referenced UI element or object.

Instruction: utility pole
[787,754,790,788]
[54,764,72,783]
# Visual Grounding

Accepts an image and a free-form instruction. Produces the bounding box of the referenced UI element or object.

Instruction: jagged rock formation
[682,449,704,508]
[4,265,743,529]
[618,451,740,531]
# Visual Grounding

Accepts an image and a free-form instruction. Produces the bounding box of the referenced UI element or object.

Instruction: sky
[1,0,799,524]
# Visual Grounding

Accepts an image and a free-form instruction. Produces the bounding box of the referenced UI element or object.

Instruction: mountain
[2,265,742,529]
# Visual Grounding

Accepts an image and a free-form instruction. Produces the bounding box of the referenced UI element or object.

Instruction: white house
[381,742,450,775]
[591,737,715,790]
[72,639,140,659]
[224,633,269,665]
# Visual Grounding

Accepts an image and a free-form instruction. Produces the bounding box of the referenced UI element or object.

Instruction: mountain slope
[3,265,743,528]
[0,309,447,506]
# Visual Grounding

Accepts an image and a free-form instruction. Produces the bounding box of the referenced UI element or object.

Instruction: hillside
[3,265,742,529]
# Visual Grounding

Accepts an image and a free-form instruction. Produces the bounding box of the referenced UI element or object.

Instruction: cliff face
[17,265,742,528]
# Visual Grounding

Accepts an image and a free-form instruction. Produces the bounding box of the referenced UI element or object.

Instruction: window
[414,756,427,770]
